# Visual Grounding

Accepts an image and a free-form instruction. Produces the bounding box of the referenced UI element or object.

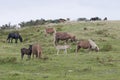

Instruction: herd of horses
[6,27,99,60]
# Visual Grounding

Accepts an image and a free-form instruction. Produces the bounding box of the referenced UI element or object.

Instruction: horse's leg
[76,46,80,53]
[88,46,92,53]
[36,53,38,58]
[27,55,31,60]
[8,39,10,43]
[64,49,67,54]
[66,39,68,43]
[15,39,18,43]
[21,54,24,60]
[39,51,42,58]
[11,38,13,43]
[38,50,40,59]
[29,54,31,59]
[55,38,59,45]
[57,49,59,55]
[32,53,34,59]
[7,38,10,43]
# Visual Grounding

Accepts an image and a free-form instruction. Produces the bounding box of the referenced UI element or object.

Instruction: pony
[54,32,76,45]
[32,43,42,59]
[76,39,99,53]
[21,45,32,60]
[55,44,70,55]
[7,32,23,43]
[45,27,55,36]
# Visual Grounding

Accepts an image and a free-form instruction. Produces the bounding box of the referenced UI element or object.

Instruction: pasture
[0,21,120,80]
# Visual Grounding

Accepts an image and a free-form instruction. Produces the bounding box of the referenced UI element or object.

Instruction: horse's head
[95,47,99,52]
[29,45,32,50]
[29,45,32,54]
[19,35,23,42]
[70,36,76,42]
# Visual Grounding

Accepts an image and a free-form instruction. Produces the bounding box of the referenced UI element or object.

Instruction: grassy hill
[0,21,120,80]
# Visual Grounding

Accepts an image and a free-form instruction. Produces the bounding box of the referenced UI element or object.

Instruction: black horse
[21,45,32,60]
[7,32,23,43]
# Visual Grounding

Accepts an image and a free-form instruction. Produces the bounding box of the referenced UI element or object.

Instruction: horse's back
[78,40,91,49]
[56,32,71,39]
[32,44,42,53]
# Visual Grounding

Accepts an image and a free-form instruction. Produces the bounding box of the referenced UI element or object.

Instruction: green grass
[0,21,120,80]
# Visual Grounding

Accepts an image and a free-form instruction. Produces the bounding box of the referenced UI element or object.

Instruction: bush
[101,44,113,51]
[95,29,108,35]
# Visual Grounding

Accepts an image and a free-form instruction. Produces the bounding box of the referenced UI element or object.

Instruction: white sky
[0,0,120,25]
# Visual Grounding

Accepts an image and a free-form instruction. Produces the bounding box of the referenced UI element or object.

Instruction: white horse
[55,44,70,55]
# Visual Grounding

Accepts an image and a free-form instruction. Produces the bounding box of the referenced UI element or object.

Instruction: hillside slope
[0,21,120,80]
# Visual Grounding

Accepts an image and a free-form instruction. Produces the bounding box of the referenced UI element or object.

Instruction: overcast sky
[0,0,120,25]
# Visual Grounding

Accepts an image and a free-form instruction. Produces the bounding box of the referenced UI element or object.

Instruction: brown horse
[54,32,76,45]
[45,27,55,36]
[76,39,99,53]
[32,43,42,59]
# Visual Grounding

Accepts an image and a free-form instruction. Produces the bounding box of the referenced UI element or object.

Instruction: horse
[103,17,107,21]
[54,32,76,45]
[54,43,70,55]
[76,39,99,53]
[21,45,32,60]
[45,27,55,36]
[32,43,42,59]
[7,32,23,43]
[90,17,101,21]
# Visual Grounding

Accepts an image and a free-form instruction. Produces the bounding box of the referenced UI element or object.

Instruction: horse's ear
[29,45,32,48]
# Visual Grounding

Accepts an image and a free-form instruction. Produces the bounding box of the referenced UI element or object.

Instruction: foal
[21,45,32,60]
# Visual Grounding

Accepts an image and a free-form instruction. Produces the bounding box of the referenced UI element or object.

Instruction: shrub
[95,29,108,35]
[101,44,113,51]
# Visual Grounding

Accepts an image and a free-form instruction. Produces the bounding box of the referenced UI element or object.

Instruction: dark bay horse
[54,32,76,45]
[21,45,32,60]
[7,32,23,43]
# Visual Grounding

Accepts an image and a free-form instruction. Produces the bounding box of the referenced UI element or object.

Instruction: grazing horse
[76,39,99,53]
[45,27,55,36]
[7,32,23,43]
[21,45,32,60]
[54,32,76,45]
[32,43,42,59]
